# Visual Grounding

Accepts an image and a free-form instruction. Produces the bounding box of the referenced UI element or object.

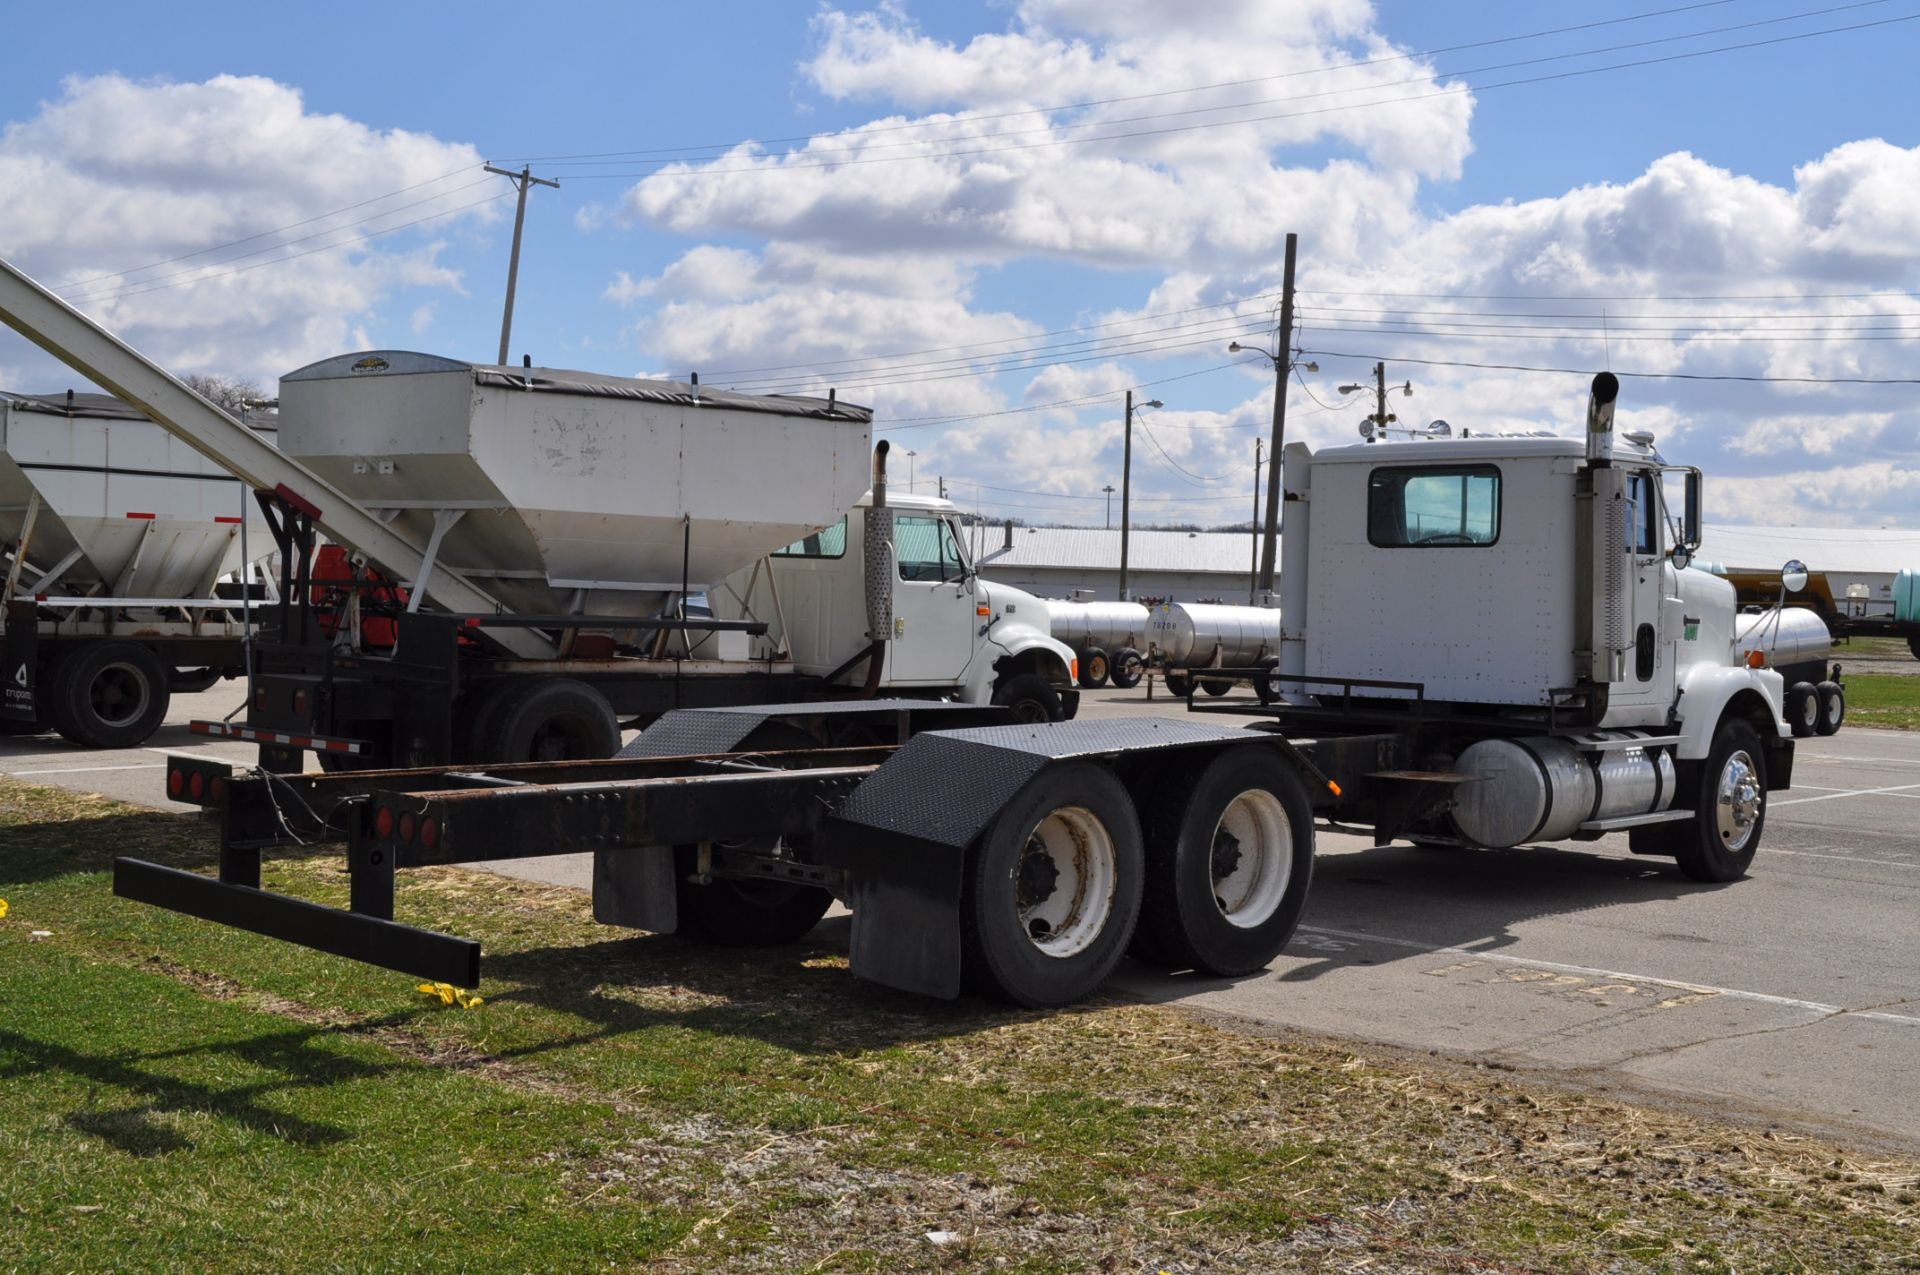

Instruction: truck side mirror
[1682,470,1701,551]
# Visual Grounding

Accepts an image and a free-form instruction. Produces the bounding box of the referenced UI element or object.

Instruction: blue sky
[2,1,1918,533]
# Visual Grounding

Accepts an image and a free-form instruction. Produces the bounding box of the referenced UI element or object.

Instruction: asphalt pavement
[3,679,1914,1153]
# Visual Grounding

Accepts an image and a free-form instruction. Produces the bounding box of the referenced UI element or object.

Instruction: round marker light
[167,769,184,797]
[420,817,440,850]
[209,777,227,804]
[398,812,417,843]
[292,689,309,715]
[189,772,205,800]
[254,687,267,710]
[374,806,395,839]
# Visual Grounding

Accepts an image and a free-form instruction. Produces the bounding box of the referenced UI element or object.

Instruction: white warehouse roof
[1699,524,1920,576]
[982,527,1255,574]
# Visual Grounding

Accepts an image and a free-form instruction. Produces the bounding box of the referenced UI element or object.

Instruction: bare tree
[182,373,266,413]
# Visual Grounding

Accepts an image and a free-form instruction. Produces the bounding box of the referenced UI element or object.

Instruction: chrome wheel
[1210,790,1293,929]
[1715,749,1763,852]
[1014,805,1117,958]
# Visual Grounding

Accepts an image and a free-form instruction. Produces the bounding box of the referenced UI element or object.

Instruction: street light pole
[1102,484,1115,529]
[906,449,917,493]
[1249,438,1262,605]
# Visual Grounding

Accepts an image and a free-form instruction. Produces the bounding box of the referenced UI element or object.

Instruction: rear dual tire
[961,762,1144,1007]
[1132,747,1315,977]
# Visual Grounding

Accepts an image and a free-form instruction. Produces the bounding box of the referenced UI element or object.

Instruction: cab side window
[1624,472,1660,555]
[896,515,964,583]
[1367,465,1501,547]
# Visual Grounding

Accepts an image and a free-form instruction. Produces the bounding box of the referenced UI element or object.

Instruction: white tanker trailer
[0,390,276,746]
[1734,603,1844,737]
[1047,598,1282,698]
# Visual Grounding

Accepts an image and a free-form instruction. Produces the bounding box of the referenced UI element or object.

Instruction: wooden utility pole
[1256,232,1296,595]
[484,165,560,366]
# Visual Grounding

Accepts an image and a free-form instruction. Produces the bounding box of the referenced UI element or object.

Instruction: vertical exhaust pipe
[1585,371,1620,463]
[860,442,894,694]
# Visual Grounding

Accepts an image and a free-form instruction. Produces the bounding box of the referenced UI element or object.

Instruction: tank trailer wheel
[1200,677,1233,697]
[1162,668,1194,699]
[1109,648,1145,690]
[1814,681,1845,736]
[960,761,1144,1007]
[1784,682,1818,739]
[48,641,170,749]
[478,677,620,763]
[1910,635,1920,662]
[1253,657,1282,706]
[1132,747,1315,977]
[992,672,1064,723]
[1672,718,1767,884]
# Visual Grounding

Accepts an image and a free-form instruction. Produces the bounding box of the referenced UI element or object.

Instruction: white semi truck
[122,369,1802,1008]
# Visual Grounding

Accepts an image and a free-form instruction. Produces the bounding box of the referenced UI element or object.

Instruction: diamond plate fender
[617,698,1011,759]
[820,717,1265,997]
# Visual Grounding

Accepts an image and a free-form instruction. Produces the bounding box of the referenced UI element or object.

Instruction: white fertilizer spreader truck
[112,366,1803,1007]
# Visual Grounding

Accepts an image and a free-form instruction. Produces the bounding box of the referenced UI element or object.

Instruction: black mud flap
[2,600,38,726]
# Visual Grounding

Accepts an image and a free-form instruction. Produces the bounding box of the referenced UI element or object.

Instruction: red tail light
[167,769,184,797]
[374,806,395,839]
[188,772,205,800]
[420,817,440,850]
[398,812,417,843]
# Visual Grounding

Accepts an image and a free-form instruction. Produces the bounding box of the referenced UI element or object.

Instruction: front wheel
[1133,747,1315,977]
[1672,718,1767,883]
[992,672,1064,723]
[960,761,1144,1006]
[1814,681,1845,736]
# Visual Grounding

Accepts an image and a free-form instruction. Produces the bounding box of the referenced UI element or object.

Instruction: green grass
[1843,672,1920,730]
[1,780,1916,1272]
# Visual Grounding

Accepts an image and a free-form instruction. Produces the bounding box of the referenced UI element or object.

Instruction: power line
[874,360,1250,431]
[501,0,1742,165]
[56,165,484,292]
[538,9,1919,181]
[1298,347,1920,385]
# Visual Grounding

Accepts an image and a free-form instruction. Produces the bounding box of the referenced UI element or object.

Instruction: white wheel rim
[1210,790,1293,928]
[1715,750,1763,852]
[1825,695,1842,726]
[1801,696,1818,728]
[1014,805,1117,958]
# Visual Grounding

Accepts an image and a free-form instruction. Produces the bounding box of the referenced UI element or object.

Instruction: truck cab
[719,491,1081,721]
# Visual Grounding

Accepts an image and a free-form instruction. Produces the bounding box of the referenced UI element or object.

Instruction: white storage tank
[277,353,872,619]
[0,390,274,600]
[1145,602,1281,667]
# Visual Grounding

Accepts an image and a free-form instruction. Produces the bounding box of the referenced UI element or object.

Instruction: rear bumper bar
[190,718,366,754]
[113,858,480,987]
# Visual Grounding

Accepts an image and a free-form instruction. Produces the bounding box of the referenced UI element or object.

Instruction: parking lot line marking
[7,763,167,776]
[1795,754,1920,768]
[1765,848,1919,869]
[1295,925,1920,1027]
[1772,782,1920,807]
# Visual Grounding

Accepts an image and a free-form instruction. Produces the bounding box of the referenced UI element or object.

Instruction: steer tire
[47,641,171,749]
[1671,718,1767,884]
[1109,648,1145,690]
[1814,681,1845,736]
[992,672,1064,723]
[1132,746,1315,977]
[1079,647,1111,690]
[477,677,620,763]
[1784,682,1818,738]
[960,761,1144,1007]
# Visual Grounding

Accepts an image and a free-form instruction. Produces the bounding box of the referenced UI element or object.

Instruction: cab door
[1608,468,1679,719]
[885,514,976,684]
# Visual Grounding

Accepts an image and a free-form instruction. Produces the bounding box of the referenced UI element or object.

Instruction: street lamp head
[1301,361,1318,373]
[1338,383,1365,394]
[1144,399,1164,410]
[1227,341,1243,353]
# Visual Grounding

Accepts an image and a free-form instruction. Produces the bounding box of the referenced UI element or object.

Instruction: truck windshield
[896,515,965,583]
[1367,465,1501,547]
